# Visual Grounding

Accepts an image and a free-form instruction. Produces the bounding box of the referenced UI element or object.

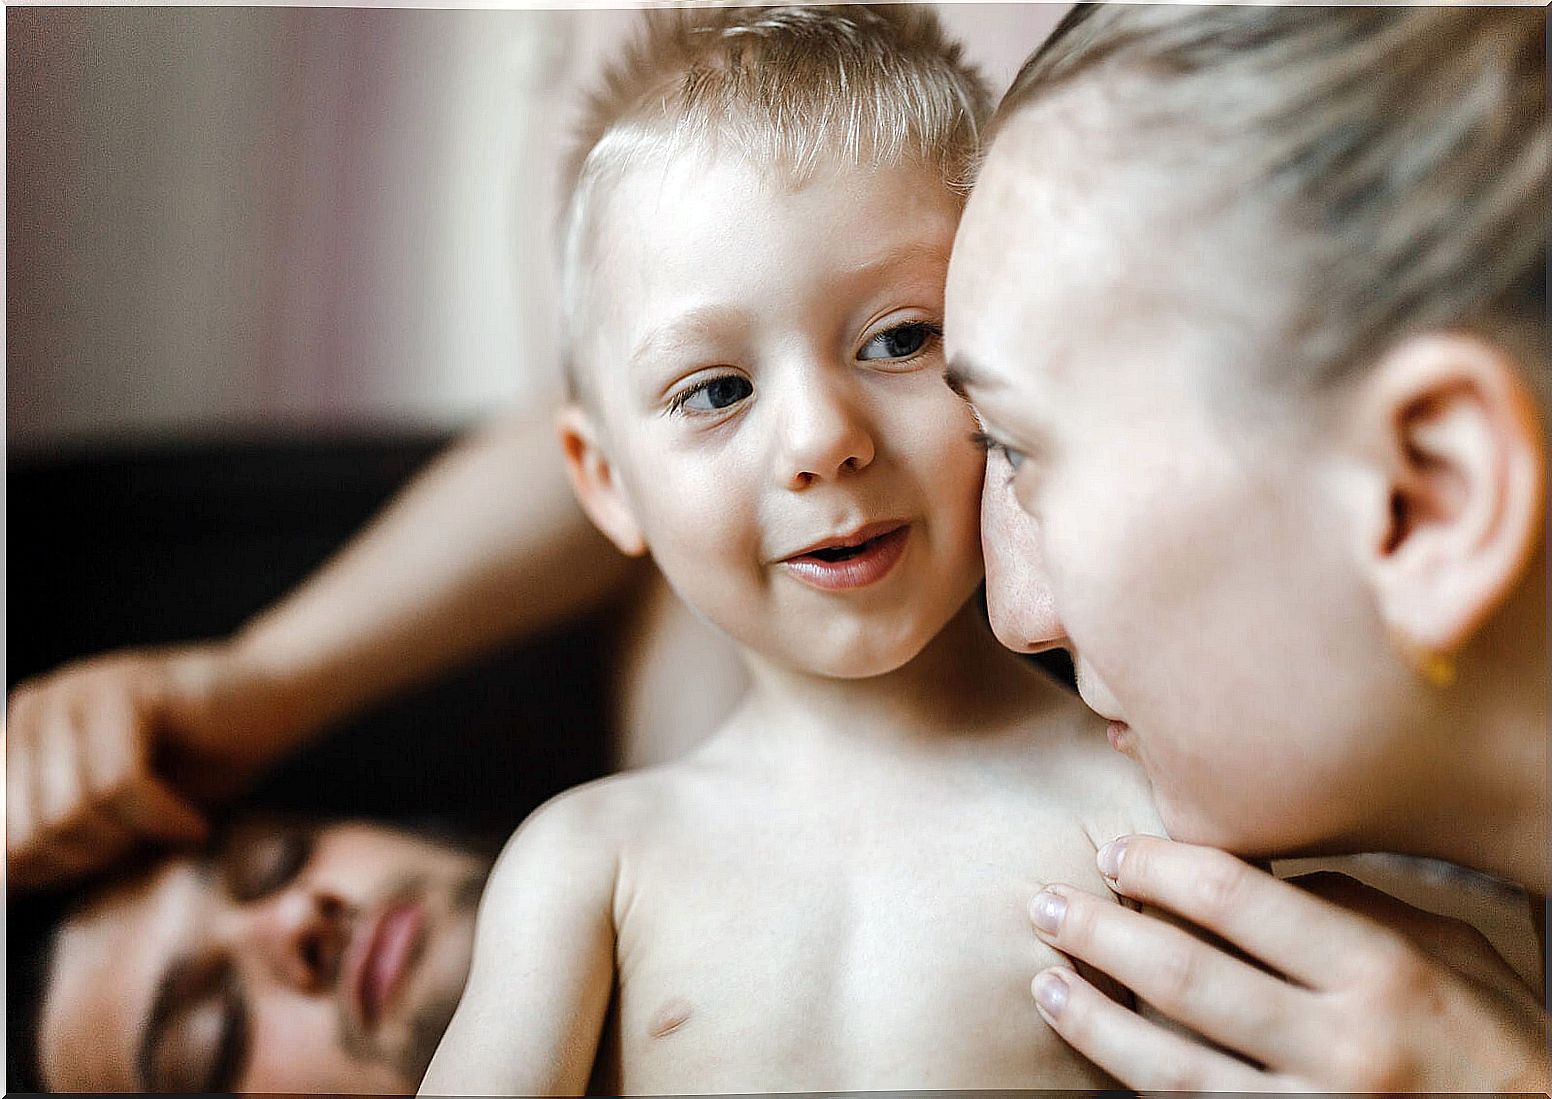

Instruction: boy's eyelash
[665,385,698,417]
[872,321,943,358]
[665,374,740,417]
[665,324,940,417]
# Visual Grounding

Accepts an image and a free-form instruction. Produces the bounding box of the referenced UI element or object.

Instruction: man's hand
[5,642,299,891]
[1026,835,1548,1092]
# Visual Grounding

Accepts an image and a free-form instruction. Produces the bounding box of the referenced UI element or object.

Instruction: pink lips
[780,523,909,591]
[350,902,425,1031]
[1106,720,1132,754]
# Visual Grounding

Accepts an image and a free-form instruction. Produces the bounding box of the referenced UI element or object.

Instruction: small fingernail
[1029,889,1067,934]
[1032,968,1069,1020]
[1096,839,1127,880]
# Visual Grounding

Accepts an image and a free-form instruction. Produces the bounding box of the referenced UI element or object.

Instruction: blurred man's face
[40,818,490,1093]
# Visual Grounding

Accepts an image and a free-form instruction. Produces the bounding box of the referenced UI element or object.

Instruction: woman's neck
[1403,574,1548,893]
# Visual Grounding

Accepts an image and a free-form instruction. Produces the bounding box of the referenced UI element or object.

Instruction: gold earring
[1417,648,1457,689]
[1391,629,1457,689]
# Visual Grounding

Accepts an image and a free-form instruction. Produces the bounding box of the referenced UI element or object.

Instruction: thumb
[111,773,210,845]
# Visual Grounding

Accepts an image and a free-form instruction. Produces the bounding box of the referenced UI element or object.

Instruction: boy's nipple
[648,996,693,1039]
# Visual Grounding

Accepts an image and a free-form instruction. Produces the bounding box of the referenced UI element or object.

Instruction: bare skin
[424,609,1161,1094]
[421,138,1166,1094]
[947,48,1549,1092]
[4,407,740,890]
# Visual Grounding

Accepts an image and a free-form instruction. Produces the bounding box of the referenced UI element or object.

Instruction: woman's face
[946,107,1414,856]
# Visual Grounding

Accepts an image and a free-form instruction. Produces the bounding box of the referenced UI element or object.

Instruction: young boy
[420,8,1160,1093]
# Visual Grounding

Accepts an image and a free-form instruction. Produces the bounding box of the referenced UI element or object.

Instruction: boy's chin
[785,633,938,680]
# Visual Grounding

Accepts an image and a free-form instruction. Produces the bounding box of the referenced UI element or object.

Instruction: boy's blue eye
[859,322,941,362]
[672,374,753,414]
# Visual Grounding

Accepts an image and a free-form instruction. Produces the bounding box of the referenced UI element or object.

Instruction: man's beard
[340,865,490,1086]
[394,870,488,1082]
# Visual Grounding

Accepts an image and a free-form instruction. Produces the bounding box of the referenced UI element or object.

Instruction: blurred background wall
[7,4,1066,451]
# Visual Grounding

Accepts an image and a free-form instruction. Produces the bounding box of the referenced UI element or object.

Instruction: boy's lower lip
[780,524,909,590]
[1106,720,1132,753]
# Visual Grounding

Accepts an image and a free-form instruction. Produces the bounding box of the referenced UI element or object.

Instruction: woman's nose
[234,887,351,994]
[777,368,875,489]
[981,459,1067,653]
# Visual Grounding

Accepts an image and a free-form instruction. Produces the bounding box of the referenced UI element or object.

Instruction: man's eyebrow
[137,956,195,1090]
[137,954,250,1092]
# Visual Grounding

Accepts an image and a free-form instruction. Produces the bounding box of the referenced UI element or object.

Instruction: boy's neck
[737,600,1045,756]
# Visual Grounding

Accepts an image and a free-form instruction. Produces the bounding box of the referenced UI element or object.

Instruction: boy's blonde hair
[560,4,990,399]
[997,6,1546,400]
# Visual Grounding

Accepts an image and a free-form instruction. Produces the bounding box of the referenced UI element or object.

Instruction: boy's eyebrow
[832,241,953,288]
[629,305,746,371]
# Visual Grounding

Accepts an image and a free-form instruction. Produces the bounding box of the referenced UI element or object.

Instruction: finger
[1098,835,1400,988]
[78,682,143,795]
[33,691,92,827]
[6,693,39,855]
[1031,966,1275,1092]
[1290,870,1525,991]
[109,774,208,845]
[15,823,110,887]
[10,797,138,891]
[54,791,141,870]
[21,696,130,883]
[1030,884,1319,1069]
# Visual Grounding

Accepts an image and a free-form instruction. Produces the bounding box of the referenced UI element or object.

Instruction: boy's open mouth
[780,523,910,590]
[807,541,873,563]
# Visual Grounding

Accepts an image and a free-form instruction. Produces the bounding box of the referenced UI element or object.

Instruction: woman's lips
[350,901,426,1032]
[780,524,909,590]
[1106,720,1133,754]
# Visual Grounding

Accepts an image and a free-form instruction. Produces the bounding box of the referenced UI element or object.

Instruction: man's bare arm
[232,404,638,743]
[6,406,641,889]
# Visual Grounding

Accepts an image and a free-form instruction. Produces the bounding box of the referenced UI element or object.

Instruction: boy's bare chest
[603,789,1116,1091]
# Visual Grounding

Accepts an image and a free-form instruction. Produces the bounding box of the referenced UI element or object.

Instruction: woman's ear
[556,404,648,557]
[1356,332,1545,654]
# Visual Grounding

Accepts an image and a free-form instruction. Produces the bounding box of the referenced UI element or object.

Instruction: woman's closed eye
[858,320,942,364]
[667,373,753,416]
[970,430,1027,479]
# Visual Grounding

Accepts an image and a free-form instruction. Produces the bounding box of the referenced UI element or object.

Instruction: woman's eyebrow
[944,357,990,400]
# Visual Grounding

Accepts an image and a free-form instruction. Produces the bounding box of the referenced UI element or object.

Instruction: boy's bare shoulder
[502,748,736,862]
[508,765,688,852]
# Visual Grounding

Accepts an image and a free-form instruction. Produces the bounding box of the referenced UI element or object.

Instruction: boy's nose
[778,372,875,489]
[981,460,1067,653]
[232,887,352,994]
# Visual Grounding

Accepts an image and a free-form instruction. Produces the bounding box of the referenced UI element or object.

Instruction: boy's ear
[556,404,648,557]
[1355,332,1544,654]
